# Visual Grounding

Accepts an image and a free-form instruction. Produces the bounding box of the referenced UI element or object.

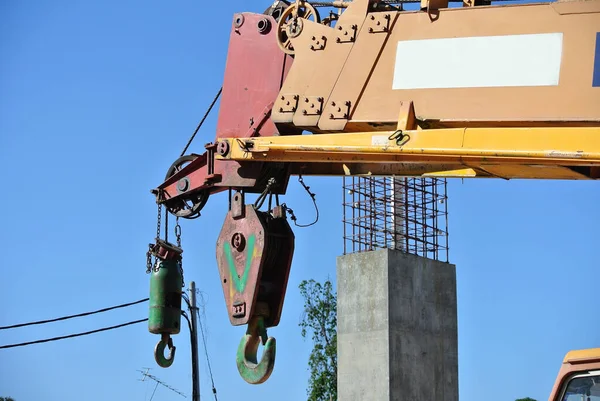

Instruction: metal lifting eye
[154,333,176,368]
[236,315,276,384]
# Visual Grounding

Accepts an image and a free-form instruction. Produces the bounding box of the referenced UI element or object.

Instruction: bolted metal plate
[216,204,295,328]
[216,205,268,326]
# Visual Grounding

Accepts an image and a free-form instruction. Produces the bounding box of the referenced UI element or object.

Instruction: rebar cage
[342,176,449,262]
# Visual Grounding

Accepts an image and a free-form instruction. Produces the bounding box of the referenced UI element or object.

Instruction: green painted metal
[154,333,176,368]
[223,234,256,293]
[148,259,182,335]
[236,315,276,384]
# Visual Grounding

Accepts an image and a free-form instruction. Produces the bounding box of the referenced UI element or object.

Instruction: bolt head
[231,233,246,251]
[177,178,189,192]
[257,18,271,34]
[234,14,245,28]
[217,140,230,156]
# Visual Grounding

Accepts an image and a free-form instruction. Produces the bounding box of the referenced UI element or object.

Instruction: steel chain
[146,202,163,274]
[175,217,182,248]
[156,203,162,241]
[146,247,153,274]
[175,216,185,288]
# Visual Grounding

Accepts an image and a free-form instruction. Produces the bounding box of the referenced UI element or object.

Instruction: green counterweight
[149,258,182,335]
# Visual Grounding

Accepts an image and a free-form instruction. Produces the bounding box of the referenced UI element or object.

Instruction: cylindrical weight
[148,259,182,335]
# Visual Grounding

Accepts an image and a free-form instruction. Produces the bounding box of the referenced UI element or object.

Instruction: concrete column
[337,248,458,401]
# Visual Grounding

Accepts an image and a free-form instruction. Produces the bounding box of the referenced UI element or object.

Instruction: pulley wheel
[276,1,320,55]
[163,155,209,219]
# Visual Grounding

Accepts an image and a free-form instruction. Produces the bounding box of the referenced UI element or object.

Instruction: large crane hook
[236,315,276,384]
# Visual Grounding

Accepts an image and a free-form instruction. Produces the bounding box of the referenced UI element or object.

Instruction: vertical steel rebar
[342,175,449,262]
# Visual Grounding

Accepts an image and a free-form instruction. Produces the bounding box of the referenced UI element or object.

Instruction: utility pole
[189,281,200,401]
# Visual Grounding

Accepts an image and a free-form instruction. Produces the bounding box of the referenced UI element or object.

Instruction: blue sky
[1,1,599,400]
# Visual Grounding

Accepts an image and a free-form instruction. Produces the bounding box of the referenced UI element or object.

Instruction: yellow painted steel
[563,348,600,364]
[216,127,600,179]
[220,127,600,164]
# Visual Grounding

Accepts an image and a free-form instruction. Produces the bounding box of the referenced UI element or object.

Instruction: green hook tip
[236,331,276,384]
[154,334,176,368]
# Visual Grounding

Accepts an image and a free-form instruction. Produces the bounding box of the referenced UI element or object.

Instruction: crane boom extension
[149,0,600,385]
[217,126,600,180]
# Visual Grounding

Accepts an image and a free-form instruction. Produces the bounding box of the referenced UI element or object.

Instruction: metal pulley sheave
[147,239,184,368]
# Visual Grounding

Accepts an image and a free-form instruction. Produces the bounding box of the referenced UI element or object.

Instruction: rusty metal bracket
[231,191,245,219]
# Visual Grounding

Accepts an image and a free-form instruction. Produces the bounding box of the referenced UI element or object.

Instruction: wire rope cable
[0,318,148,349]
[0,298,149,330]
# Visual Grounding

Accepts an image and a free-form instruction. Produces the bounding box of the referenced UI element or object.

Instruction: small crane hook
[236,315,276,384]
[154,333,176,368]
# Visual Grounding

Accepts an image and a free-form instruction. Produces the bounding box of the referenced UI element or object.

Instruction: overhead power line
[0,318,148,349]
[0,298,149,331]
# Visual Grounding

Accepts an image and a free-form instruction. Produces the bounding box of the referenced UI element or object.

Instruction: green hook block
[148,259,182,336]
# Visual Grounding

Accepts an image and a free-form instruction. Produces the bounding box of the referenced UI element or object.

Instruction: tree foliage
[0,397,15,401]
[516,397,537,401]
[299,278,337,401]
